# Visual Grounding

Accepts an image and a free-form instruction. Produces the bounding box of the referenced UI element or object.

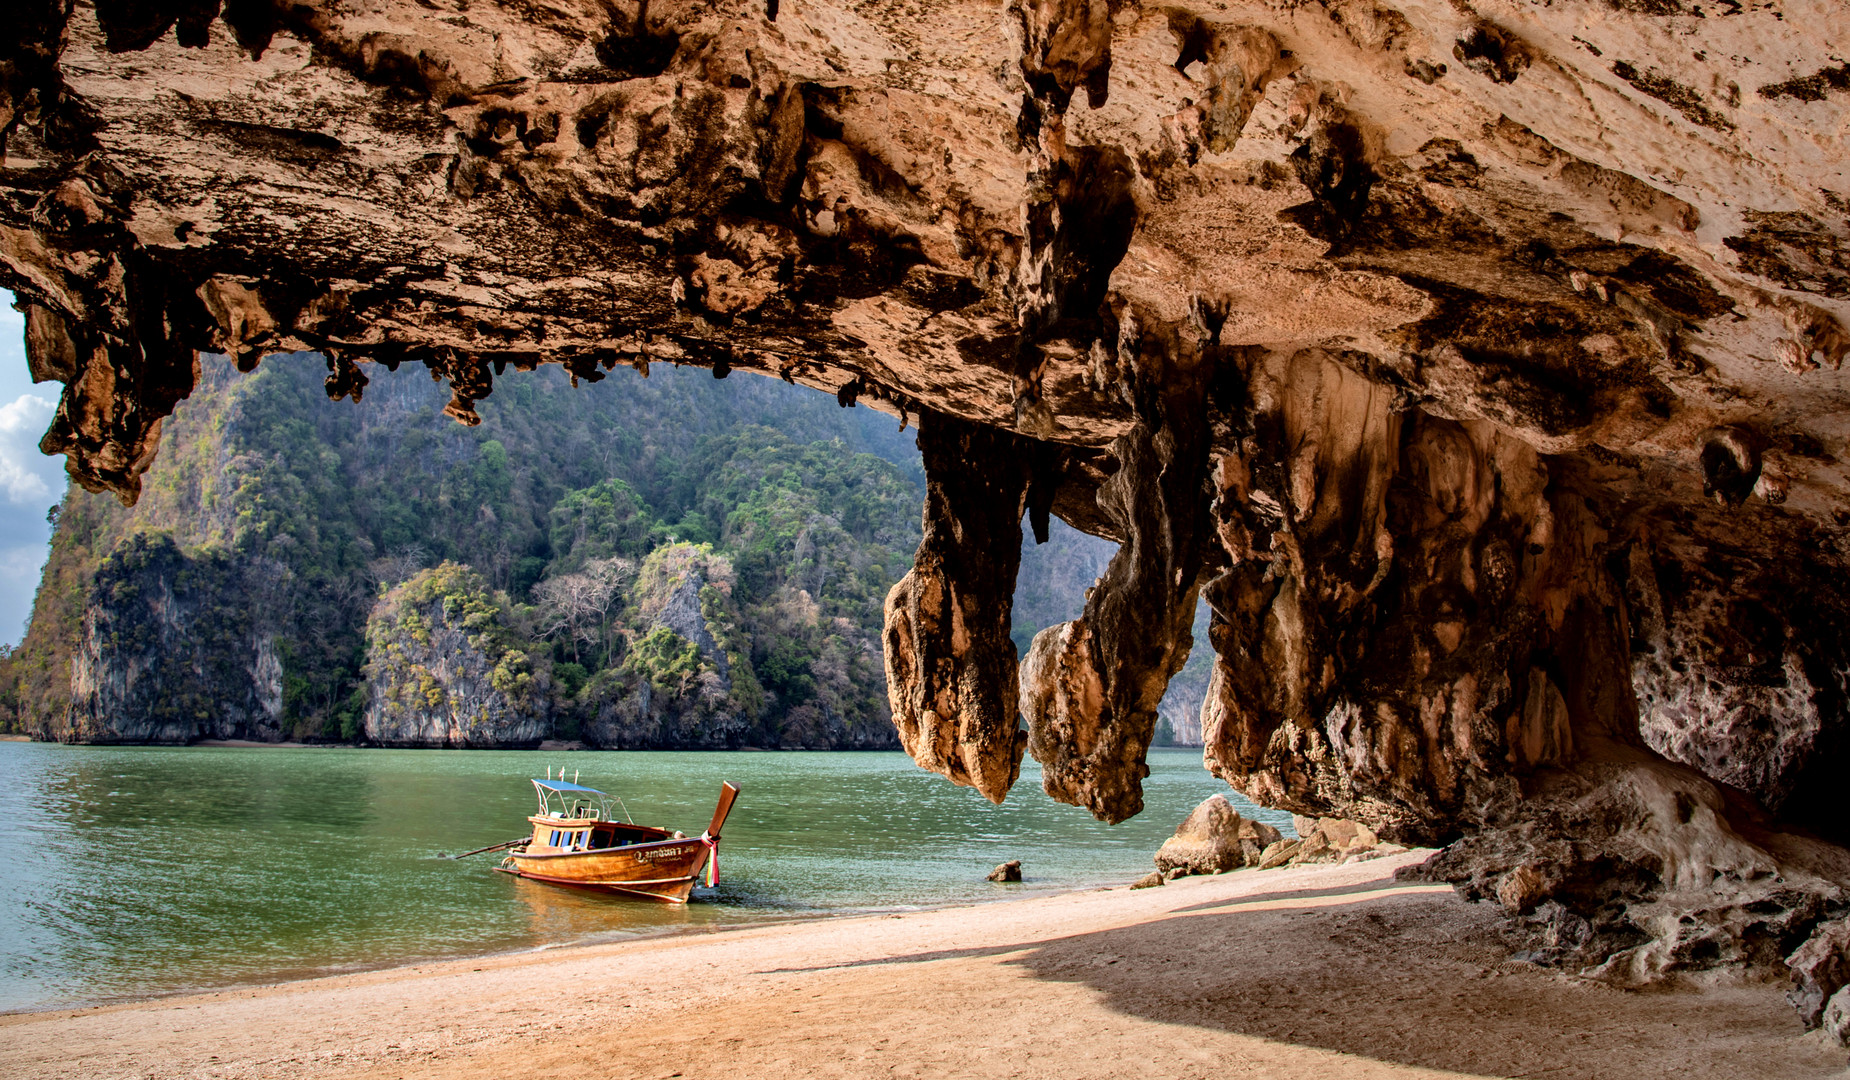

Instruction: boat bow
[699,782,742,888]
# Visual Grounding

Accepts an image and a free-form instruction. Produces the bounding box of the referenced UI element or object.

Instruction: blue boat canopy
[531,779,607,795]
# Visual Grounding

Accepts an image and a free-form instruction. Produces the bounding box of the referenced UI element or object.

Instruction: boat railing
[530,779,625,823]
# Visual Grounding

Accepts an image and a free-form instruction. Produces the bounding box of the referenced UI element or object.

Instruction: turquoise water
[0,743,1286,1012]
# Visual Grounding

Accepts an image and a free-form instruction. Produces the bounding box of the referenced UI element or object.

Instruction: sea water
[0,742,1288,1012]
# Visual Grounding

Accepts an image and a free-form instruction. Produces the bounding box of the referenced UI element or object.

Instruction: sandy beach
[4,851,1842,1080]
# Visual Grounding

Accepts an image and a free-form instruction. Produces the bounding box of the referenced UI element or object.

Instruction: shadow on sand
[767,877,1839,1080]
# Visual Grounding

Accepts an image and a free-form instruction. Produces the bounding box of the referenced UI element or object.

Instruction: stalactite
[883,412,1045,803]
[1021,318,1216,824]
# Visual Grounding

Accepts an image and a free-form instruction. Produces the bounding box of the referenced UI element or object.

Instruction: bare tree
[533,557,634,666]
[583,557,636,668]
[368,543,428,591]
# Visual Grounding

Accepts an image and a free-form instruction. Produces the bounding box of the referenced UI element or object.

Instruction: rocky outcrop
[1627,536,1850,840]
[7,0,1850,1000]
[578,541,899,748]
[1787,918,1850,1031]
[579,543,745,747]
[1022,329,1216,824]
[1257,816,1405,868]
[53,533,285,743]
[362,563,548,747]
[1153,794,1283,875]
[1402,752,1850,983]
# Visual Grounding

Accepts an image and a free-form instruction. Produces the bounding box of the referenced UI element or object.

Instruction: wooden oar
[451,837,529,859]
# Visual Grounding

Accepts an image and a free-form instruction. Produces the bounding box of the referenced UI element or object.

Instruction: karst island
[0,0,1848,1075]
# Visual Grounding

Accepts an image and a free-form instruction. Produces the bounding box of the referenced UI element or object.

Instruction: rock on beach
[1154,795,1283,876]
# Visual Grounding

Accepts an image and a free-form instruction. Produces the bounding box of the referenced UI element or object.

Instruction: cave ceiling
[6,0,1850,898]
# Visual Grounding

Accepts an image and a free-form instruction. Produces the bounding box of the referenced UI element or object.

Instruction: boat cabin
[524,779,677,855]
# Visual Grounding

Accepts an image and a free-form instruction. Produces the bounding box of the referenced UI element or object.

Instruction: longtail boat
[491,777,740,904]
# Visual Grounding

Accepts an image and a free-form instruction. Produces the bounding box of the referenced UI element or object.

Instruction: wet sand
[3,852,1841,1080]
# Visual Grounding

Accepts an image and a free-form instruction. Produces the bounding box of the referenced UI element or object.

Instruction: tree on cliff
[533,556,635,667]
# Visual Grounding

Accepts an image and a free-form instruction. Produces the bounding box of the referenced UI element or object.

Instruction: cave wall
[5,0,1850,969]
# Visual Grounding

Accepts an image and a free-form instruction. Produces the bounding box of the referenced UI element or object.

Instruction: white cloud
[0,542,47,645]
[0,301,64,644]
[0,394,61,505]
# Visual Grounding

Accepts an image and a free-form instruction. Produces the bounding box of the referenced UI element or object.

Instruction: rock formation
[363,562,549,747]
[6,0,1850,996]
[59,533,286,743]
[1153,793,1283,874]
[883,413,1042,801]
[1256,814,1405,868]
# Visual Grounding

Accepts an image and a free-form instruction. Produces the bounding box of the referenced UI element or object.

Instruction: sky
[0,290,69,647]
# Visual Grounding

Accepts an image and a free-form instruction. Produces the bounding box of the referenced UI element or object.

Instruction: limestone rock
[1407,758,1850,989]
[578,546,757,750]
[1022,340,1215,824]
[55,533,285,744]
[884,414,1045,802]
[1256,839,1300,870]
[1789,918,1850,1030]
[362,563,548,748]
[1822,986,1850,1048]
[1496,865,1549,916]
[1278,816,1383,865]
[1130,872,1165,890]
[1154,794,1282,875]
[987,860,1023,883]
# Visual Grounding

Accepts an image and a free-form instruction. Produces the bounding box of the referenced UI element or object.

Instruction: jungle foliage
[0,355,923,745]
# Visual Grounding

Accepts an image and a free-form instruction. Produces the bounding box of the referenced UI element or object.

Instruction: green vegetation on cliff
[364,562,547,747]
[0,355,921,746]
[0,352,1209,747]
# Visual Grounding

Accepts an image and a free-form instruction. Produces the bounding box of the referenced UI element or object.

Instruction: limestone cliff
[2,353,920,747]
[578,543,756,747]
[580,543,900,747]
[6,0,1850,994]
[57,532,285,743]
[362,562,549,747]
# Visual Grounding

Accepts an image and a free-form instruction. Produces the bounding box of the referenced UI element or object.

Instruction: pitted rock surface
[6,0,1850,991]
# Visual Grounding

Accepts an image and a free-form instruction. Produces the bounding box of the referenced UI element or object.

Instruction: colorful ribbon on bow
[700,833,719,888]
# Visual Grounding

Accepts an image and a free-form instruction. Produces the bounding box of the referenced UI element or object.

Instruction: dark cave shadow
[767,884,1833,1080]
[988,892,1832,1080]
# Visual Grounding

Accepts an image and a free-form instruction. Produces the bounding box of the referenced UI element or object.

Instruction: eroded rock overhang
[7,0,1850,967]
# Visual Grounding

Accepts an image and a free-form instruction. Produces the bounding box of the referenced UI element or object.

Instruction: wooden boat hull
[496,838,713,903]
[493,781,739,904]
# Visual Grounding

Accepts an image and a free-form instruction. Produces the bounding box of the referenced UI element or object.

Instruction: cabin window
[549,830,562,847]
